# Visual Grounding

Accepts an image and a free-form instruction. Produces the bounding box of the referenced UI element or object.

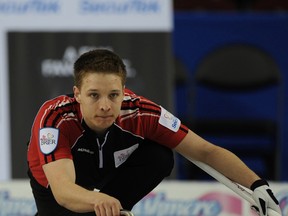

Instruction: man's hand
[93,192,122,216]
[120,210,134,216]
[251,179,282,216]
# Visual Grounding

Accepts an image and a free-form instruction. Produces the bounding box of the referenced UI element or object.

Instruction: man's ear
[73,86,81,103]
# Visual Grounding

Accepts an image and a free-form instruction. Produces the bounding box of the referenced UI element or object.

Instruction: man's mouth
[97,115,113,119]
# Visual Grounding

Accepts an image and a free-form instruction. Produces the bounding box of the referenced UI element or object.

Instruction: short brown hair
[73,49,127,88]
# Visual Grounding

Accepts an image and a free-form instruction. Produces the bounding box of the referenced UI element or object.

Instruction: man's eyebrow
[87,89,99,92]
[87,89,121,92]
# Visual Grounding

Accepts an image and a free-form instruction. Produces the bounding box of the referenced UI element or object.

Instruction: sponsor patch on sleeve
[159,106,181,132]
[39,128,59,155]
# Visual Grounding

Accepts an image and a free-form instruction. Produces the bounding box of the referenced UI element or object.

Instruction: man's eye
[90,93,98,99]
[109,93,119,99]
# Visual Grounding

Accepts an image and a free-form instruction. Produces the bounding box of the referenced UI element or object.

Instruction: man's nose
[99,98,111,111]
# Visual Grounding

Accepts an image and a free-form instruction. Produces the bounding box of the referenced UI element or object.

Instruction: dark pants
[31,140,174,215]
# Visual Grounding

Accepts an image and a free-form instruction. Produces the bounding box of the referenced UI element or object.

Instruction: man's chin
[97,121,114,129]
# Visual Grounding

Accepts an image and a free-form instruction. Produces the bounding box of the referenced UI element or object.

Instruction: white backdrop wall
[0,0,173,180]
[0,180,288,215]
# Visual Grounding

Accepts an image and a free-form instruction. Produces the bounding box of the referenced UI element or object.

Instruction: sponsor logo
[133,191,248,216]
[40,133,56,145]
[77,148,94,155]
[114,144,139,167]
[133,192,223,216]
[79,0,160,14]
[41,46,137,78]
[0,190,36,216]
[0,0,60,14]
[41,46,98,77]
[39,128,59,154]
[133,190,288,216]
[159,106,180,132]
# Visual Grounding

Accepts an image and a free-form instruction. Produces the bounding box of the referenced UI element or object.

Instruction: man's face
[73,72,124,134]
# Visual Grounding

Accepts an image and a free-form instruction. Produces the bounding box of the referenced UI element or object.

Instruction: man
[27,49,281,216]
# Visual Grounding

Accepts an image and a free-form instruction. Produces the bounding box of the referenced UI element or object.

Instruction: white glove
[251,179,282,216]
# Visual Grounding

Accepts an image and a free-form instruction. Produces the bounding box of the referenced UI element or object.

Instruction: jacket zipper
[96,131,109,168]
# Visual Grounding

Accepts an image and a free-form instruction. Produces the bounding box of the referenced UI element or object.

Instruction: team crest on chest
[39,128,59,154]
[114,144,139,168]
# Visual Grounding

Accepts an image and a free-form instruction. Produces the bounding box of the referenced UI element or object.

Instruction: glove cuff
[250,179,269,191]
